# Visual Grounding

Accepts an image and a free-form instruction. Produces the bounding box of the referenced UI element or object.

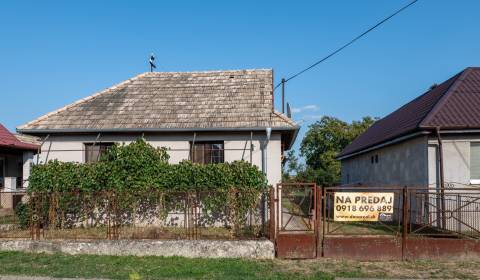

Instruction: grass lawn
[1,251,480,279]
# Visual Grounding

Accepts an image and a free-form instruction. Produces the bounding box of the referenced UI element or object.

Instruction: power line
[275,0,419,90]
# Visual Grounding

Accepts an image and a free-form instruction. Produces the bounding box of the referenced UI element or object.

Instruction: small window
[371,156,374,164]
[16,161,23,189]
[0,158,4,189]
[190,141,224,164]
[85,143,114,163]
[471,143,480,184]
[375,154,379,163]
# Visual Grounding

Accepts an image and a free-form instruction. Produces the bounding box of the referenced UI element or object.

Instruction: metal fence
[409,187,480,239]
[0,189,270,241]
[323,185,404,236]
[276,183,317,233]
[321,185,480,239]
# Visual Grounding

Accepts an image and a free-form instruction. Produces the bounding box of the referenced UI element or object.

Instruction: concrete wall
[341,136,429,186]
[0,239,275,259]
[34,132,283,187]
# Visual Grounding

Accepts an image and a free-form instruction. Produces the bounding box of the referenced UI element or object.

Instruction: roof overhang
[17,125,301,149]
[0,143,39,152]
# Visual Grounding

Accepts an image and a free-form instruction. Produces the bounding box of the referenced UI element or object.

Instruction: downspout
[262,128,272,177]
[261,128,272,230]
[436,127,446,229]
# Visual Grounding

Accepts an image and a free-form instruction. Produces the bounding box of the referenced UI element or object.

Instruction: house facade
[338,67,480,189]
[0,124,38,209]
[17,69,299,186]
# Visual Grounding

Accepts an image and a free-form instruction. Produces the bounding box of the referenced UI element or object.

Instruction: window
[16,161,23,189]
[85,143,114,163]
[471,143,480,184]
[0,158,4,189]
[191,141,224,164]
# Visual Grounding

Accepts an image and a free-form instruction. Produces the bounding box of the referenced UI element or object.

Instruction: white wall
[34,132,283,187]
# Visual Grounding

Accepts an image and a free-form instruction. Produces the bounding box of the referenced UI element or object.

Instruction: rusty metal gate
[274,183,320,258]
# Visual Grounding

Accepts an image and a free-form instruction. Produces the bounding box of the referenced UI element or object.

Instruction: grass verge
[0,251,480,279]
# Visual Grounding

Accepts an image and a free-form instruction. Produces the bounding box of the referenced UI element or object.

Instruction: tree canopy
[283,116,376,186]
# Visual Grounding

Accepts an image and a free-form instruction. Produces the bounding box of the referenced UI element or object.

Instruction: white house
[0,124,38,209]
[17,69,299,186]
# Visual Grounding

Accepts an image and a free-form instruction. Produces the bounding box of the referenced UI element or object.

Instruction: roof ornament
[286,102,292,118]
[149,53,156,72]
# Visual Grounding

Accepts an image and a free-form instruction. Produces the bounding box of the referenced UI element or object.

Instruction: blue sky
[1,0,480,153]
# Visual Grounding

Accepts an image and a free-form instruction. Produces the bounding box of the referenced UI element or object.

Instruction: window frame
[0,157,4,189]
[190,141,225,164]
[84,142,115,163]
[471,142,480,184]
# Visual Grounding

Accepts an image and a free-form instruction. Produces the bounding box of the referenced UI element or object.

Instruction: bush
[14,202,30,229]
[29,139,267,193]
[27,139,268,235]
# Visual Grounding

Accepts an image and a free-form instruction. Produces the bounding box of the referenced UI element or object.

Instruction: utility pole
[281,78,286,114]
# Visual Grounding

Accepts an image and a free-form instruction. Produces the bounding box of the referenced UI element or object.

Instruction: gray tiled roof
[18,69,297,132]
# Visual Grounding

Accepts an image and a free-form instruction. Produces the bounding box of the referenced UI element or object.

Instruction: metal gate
[275,183,319,258]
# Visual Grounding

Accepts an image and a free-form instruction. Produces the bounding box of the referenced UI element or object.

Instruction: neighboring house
[338,67,480,189]
[17,69,299,186]
[0,124,38,209]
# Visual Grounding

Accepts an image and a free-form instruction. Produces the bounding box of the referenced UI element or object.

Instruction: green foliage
[286,116,376,186]
[29,139,267,193]
[14,202,30,230]
[27,139,268,237]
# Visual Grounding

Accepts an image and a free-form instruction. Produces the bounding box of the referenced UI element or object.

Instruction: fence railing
[0,189,271,241]
[323,186,404,236]
[408,188,480,239]
[322,185,480,239]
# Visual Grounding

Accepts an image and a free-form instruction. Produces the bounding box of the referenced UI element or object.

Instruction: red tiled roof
[339,67,480,158]
[0,123,39,151]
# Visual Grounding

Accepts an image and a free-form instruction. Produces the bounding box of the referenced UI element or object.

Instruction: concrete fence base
[0,239,275,259]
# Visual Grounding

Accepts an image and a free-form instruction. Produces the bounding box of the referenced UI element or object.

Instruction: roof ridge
[419,68,471,128]
[143,68,273,75]
[17,72,149,131]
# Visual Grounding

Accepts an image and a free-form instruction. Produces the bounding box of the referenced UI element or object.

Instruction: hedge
[25,139,268,236]
[28,139,268,193]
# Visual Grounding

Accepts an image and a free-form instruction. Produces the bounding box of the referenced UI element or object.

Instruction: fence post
[30,193,41,240]
[316,185,322,258]
[269,186,275,241]
[402,186,409,260]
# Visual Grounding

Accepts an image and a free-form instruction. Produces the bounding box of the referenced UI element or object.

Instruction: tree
[282,150,304,181]
[298,116,376,186]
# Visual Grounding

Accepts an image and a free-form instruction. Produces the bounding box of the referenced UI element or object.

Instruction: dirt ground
[274,258,480,279]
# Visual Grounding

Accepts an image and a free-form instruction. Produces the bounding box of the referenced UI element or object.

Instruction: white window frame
[470,142,480,185]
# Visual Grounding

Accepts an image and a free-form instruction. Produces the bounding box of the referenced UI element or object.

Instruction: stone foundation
[0,239,275,259]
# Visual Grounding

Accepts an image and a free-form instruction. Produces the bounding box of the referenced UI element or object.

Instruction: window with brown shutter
[190,141,224,164]
[85,143,114,163]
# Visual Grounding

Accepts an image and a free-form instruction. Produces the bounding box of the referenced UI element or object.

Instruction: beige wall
[35,132,283,186]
